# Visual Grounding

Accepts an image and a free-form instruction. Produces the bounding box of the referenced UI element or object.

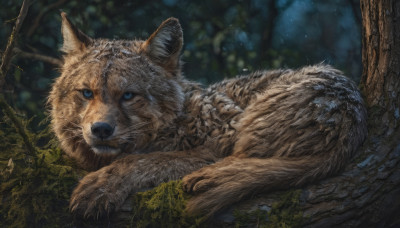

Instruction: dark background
[0,0,361,121]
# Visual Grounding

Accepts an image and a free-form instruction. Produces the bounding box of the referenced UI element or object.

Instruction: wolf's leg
[70,148,216,219]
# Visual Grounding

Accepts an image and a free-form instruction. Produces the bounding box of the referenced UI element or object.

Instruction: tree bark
[360,0,400,131]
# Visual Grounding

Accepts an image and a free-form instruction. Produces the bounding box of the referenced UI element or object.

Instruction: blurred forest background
[0,0,362,123]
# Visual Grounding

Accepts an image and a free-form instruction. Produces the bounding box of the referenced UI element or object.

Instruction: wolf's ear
[61,12,92,54]
[141,18,183,75]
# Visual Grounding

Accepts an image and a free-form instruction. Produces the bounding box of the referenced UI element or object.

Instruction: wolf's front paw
[182,166,236,216]
[182,167,220,193]
[70,168,125,219]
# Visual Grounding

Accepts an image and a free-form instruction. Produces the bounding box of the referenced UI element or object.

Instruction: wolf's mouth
[92,144,121,155]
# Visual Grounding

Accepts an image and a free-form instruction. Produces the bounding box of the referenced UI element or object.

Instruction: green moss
[267,190,304,228]
[234,189,304,228]
[129,180,206,228]
[0,109,79,228]
[233,208,268,228]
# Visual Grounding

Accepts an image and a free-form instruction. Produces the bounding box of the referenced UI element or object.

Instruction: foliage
[130,180,206,228]
[0,106,80,228]
[233,189,303,228]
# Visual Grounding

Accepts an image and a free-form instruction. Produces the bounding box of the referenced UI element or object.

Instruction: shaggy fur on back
[49,13,367,219]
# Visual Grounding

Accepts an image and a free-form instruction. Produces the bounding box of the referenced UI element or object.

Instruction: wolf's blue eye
[122,92,134,101]
[82,89,93,99]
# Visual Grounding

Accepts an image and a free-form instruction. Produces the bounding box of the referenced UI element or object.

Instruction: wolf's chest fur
[50,14,367,219]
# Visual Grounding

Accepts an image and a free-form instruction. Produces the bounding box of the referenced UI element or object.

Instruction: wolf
[49,12,367,219]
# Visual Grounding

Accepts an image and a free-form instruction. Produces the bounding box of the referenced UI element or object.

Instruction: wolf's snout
[91,122,114,139]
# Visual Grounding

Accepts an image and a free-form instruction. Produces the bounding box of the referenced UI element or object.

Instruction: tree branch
[0,0,32,91]
[13,48,63,67]
[26,0,68,38]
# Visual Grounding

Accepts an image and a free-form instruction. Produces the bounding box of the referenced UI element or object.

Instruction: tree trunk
[360,0,400,132]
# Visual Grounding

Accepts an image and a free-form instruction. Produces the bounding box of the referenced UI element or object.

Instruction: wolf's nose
[91,122,114,140]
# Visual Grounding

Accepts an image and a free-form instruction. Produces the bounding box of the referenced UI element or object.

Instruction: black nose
[91,122,114,139]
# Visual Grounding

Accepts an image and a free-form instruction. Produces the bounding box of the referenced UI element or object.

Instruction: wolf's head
[49,13,184,169]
